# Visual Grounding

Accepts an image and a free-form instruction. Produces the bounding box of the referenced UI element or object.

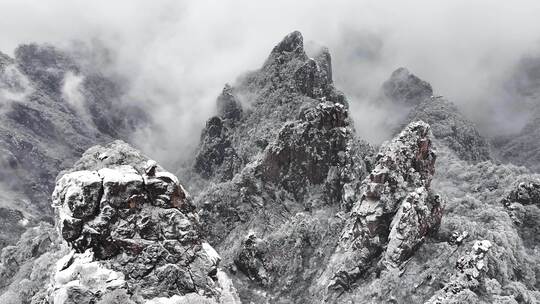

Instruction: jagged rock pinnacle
[321,121,442,297]
[262,31,308,70]
[383,67,433,106]
[272,30,304,54]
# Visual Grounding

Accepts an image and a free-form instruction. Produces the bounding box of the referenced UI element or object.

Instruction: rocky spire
[271,30,305,55]
[261,31,308,71]
[382,67,433,106]
[322,121,442,296]
[189,31,346,185]
[193,116,242,181]
[257,31,337,99]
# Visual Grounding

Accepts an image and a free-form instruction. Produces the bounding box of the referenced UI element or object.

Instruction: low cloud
[61,72,89,120]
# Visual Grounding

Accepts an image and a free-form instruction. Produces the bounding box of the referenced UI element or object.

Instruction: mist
[2,0,540,167]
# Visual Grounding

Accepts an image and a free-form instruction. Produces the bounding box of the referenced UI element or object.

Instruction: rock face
[193,85,244,181]
[0,43,147,249]
[260,101,358,205]
[194,116,242,181]
[382,67,491,162]
[45,141,237,303]
[319,121,442,298]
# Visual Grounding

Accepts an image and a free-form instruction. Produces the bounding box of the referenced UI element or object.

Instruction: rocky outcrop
[384,188,443,267]
[425,240,492,304]
[320,121,442,298]
[382,67,433,106]
[193,85,244,181]
[194,116,242,181]
[0,141,240,304]
[45,141,237,303]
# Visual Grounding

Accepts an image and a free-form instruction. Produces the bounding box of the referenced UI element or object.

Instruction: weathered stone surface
[384,187,442,267]
[42,142,239,303]
[261,101,354,202]
[194,116,242,181]
[51,250,126,304]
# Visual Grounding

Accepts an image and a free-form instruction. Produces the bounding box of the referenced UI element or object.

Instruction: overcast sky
[2,0,540,165]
